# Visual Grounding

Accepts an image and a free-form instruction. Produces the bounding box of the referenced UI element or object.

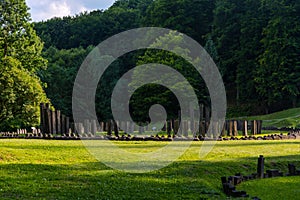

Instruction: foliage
[0,0,48,130]
[39,46,93,117]
[129,31,207,121]
[34,0,152,49]
[33,0,300,118]
[211,0,300,111]
[255,0,300,112]
[0,57,48,130]
[0,0,46,72]
[143,0,215,45]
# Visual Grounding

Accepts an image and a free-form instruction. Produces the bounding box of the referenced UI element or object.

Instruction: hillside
[239,108,300,128]
[33,0,300,122]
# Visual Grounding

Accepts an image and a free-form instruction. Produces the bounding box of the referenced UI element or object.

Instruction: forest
[1,0,299,130]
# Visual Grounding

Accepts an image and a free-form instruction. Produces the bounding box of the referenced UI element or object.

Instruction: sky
[26,0,116,22]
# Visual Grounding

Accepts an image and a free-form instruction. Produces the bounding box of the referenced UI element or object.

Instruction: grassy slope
[238,107,300,128]
[238,176,300,199]
[0,139,300,199]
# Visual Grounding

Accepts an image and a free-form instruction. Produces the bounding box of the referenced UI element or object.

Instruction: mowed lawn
[0,139,300,199]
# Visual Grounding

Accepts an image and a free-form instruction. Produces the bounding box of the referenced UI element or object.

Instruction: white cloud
[26,0,116,22]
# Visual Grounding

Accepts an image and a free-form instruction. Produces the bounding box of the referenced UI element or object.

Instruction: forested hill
[34,0,300,119]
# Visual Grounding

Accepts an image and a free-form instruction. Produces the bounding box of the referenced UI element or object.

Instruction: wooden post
[107,120,112,135]
[221,121,226,137]
[189,103,195,134]
[171,119,175,135]
[233,120,238,136]
[125,121,130,133]
[130,122,135,134]
[174,120,179,135]
[183,120,188,137]
[257,155,265,178]
[205,106,210,135]
[61,115,66,135]
[167,120,172,135]
[199,104,205,137]
[100,122,104,132]
[113,120,119,136]
[122,121,126,133]
[56,110,61,134]
[194,121,199,137]
[51,110,56,134]
[47,108,52,134]
[40,103,45,133]
[65,117,70,134]
[214,121,219,138]
[228,120,233,136]
[251,120,257,135]
[83,119,88,134]
[242,120,248,136]
[138,125,143,134]
[78,123,84,135]
[91,120,97,135]
[257,120,262,134]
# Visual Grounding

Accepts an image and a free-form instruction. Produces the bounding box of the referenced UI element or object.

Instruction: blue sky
[26,0,116,22]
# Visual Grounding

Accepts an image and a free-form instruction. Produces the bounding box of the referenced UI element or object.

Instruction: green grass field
[237,176,300,199]
[0,139,300,199]
[239,107,300,128]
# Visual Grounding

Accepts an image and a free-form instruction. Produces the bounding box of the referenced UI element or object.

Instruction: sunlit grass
[0,139,299,199]
[238,107,300,128]
[238,176,300,199]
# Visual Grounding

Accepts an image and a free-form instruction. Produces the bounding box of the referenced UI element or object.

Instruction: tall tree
[0,0,46,72]
[255,0,300,112]
[0,0,48,130]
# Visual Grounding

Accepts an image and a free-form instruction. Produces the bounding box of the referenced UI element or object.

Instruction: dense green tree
[211,0,244,89]
[0,0,48,130]
[34,0,153,49]
[33,0,300,117]
[0,0,46,72]
[143,0,214,45]
[39,46,93,116]
[255,0,300,112]
[129,31,207,121]
[208,0,300,114]
[0,57,48,130]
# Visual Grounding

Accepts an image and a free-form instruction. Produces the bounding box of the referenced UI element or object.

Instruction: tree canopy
[0,0,48,130]
[32,0,300,121]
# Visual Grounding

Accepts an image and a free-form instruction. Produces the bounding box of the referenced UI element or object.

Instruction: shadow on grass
[1,153,300,200]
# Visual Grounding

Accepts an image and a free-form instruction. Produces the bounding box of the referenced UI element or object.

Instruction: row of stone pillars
[40,103,70,135]
[40,103,262,137]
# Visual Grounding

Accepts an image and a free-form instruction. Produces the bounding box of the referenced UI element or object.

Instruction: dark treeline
[35,0,300,121]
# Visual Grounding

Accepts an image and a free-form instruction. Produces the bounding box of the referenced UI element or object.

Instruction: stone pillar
[233,121,238,136]
[228,120,233,136]
[56,110,61,134]
[242,120,248,136]
[61,115,66,135]
[113,120,119,136]
[107,120,112,135]
[221,121,227,137]
[257,155,265,179]
[174,120,179,135]
[183,120,188,137]
[251,120,257,135]
[40,103,45,133]
[167,120,172,135]
[65,117,70,134]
